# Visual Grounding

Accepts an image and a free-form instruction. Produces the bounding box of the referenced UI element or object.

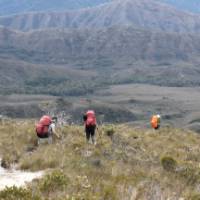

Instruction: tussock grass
[0,120,200,199]
[161,156,177,172]
[0,186,40,200]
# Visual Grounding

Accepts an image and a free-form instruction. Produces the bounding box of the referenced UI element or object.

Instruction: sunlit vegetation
[0,120,200,199]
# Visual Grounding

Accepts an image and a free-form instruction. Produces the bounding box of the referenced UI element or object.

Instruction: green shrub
[188,193,200,200]
[20,158,43,171]
[0,186,40,200]
[20,146,60,171]
[179,166,200,186]
[103,185,117,200]
[39,170,69,194]
[161,156,177,172]
[105,126,115,138]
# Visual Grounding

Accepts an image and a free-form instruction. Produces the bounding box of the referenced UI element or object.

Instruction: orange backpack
[151,115,158,129]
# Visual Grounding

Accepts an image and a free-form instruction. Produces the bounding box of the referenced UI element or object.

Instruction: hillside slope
[0,0,200,33]
[1,26,200,63]
[1,26,200,95]
[0,120,200,199]
[0,57,98,96]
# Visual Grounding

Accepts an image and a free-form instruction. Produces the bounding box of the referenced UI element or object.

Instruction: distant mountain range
[0,0,200,96]
[0,0,111,16]
[1,25,200,95]
[0,0,200,33]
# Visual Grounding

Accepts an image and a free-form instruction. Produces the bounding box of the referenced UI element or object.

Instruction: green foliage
[0,186,40,200]
[161,156,177,172]
[39,170,69,194]
[179,166,200,186]
[1,121,200,199]
[20,156,58,171]
[25,78,96,96]
[102,184,117,200]
[189,194,200,200]
[104,125,115,138]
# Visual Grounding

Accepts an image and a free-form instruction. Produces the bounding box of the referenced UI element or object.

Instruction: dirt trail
[0,160,43,190]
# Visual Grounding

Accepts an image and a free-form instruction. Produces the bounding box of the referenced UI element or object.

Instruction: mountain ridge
[0,0,200,33]
[1,25,200,95]
[0,0,200,16]
[1,26,200,62]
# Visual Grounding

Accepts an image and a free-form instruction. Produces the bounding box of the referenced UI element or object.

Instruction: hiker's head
[157,114,161,119]
[52,116,58,123]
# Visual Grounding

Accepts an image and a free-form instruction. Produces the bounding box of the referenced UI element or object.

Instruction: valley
[1,84,200,133]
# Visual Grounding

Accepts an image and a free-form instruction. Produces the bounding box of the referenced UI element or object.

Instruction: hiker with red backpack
[36,115,59,145]
[83,110,97,145]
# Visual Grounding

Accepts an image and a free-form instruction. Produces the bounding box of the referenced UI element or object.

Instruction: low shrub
[102,185,117,200]
[39,170,69,194]
[179,166,200,186]
[0,186,41,200]
[104,125,115,138]
[161,156,177,172]
[188,193,200,200]
[20,146,61,171]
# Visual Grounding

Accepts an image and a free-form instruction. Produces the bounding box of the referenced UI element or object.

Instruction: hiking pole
[97,126,102,143]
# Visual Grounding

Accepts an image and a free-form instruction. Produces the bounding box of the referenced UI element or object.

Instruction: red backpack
[36,115,52,137]
[86,110,96,126]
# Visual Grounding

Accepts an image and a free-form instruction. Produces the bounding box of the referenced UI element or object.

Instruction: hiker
[83,110,97,145]
[151,114,161,130]
[36,115,59,145]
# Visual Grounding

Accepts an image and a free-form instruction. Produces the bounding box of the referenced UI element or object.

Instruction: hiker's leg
[47,131,53,144]
[48,136,52,144]
[155,125,160,130]
[85,126,90,142]
[38,137,41,146]
[91,125,96,145]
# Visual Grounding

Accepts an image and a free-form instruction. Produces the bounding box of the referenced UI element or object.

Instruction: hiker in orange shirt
[151,114,161,130]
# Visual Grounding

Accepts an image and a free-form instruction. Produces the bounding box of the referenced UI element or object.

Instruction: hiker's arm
[52,125,60,138]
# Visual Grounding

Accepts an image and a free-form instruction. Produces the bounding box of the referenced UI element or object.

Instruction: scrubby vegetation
[161,156,177,172]
[0,120,200,199]
[0,186,40,200]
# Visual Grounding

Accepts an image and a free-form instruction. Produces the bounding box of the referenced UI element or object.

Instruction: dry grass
[0,120,200,199]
